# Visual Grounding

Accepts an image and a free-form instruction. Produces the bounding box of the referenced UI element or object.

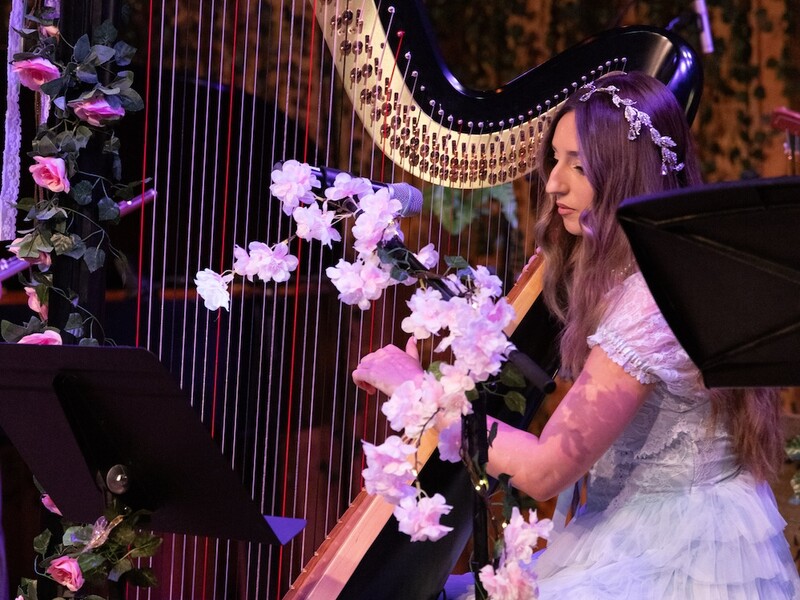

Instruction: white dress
[533,272,800,599]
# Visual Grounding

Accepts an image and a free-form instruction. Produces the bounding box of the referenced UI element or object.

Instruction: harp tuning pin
[606,60,612,68]
[478,121,484,128]
[536,104,542,112]
[411,70,418,77]
[447,115,454,122]
[562,88,569,95]
[388,6,395,13]
[499,120,505,127]
[467,121,474,128]
[429,99,436,107]
[420,85,426,91]
[405,52,411,60]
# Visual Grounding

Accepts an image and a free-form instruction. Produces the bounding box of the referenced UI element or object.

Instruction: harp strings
[131,0,529,596]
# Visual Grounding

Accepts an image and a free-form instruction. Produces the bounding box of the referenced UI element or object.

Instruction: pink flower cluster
[470,507,553,600]
[270,160,320,215]
[361,436,454,543]
[233,241,298,283]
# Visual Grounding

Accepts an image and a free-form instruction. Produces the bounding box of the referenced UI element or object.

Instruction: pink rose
[41,493,62,515]
[29,156,70,193]
[11,57,61,92]
[18,330,62,345]
[46,555,84,592]
[69,95,125,127]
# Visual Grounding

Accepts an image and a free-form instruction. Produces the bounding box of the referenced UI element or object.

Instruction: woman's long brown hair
[534,72,783,481]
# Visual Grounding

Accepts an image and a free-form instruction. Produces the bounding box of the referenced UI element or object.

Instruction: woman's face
[545,111,595,236]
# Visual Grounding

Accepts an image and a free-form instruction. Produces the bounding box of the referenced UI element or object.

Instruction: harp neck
[317,1,702,188]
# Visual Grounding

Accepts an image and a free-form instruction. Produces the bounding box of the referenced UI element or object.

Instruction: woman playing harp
[353,71,800,598]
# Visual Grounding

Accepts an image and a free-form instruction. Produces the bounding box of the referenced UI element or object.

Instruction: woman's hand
[352,337,423,396]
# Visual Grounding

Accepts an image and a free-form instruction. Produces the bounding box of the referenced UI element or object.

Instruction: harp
[34,1,701,598]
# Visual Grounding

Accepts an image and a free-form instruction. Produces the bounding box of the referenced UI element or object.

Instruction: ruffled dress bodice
[533,273,800,599]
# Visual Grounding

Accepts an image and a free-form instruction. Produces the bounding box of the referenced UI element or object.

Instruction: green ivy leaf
[15,196,35,212]
[76,63,98,84]
[499,361,526,388]
[74,126,93,149]
[32,529,52,556]
[118,87,145,112]
[111,70,135,91]
[444,255,469,270]
[108,558,133,582]
[35,204,67,221]
[98,196,120,222]
[1,317,43,343]
[63,524,93,547]
[503,390,527,415]
[103,134,121,155]
[16,576,38,600]
[63,236,87,259]
[130,534,163,558]
[83,246,106,273]
[87,44,116,66]
[74,34,91,62]
[92,19,118,46]
[31,134,59,157]
[114,41,137,66]
[71,180,94,205]
[64,313,85,338]
[389,265,409,282]
[39,76,66,99]
[77,551,106,573]
[427,361,444,379]
[31,231,54,254]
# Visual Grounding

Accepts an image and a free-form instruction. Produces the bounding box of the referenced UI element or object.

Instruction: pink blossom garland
[194,162,554,598]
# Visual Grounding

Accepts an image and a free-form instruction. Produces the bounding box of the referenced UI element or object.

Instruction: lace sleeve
[587,273,705,398]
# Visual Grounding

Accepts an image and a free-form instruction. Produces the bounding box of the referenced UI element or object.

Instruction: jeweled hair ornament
[579,83,685,176]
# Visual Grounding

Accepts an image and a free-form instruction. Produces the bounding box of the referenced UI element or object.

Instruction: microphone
[693,0,714,54]
[310,165,424,217]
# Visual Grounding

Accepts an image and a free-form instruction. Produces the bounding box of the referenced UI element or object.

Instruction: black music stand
[617,176,800,388]
[0,344,305,545]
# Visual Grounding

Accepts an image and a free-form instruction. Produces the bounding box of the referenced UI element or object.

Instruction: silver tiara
[579,83,685,175]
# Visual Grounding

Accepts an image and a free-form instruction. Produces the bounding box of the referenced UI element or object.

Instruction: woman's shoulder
[588,272,705,395]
